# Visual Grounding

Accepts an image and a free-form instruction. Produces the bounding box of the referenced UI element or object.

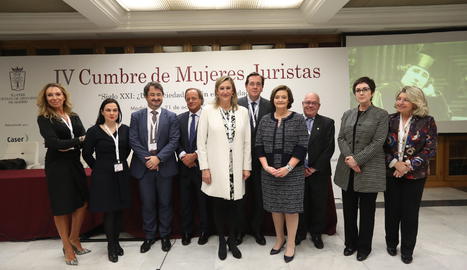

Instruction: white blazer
[197,103,251,200]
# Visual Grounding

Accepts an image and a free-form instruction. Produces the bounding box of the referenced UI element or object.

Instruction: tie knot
[191,113,196,119]
[151,110,158,116]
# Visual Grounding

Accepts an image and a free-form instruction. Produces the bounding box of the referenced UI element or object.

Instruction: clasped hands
[393,161,411,178]
[145,155,160,170]
[345,156,361,173]
[181,153,198,168]
[264,165,290,178]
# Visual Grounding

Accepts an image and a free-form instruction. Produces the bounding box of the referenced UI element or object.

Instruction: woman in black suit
[82,98,131,263]
[37,83,90,266]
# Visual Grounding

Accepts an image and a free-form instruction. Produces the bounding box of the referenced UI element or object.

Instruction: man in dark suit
[176,88,210,246]
[296,92,335,249]
[129,81,180,253]
[237,72,273,245]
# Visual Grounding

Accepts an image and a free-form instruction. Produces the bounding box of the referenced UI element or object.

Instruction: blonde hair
[214,76,238,110]
[394,86,429,117]
[36,83,74,119]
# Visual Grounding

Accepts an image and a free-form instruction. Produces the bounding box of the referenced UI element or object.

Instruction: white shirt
[247,95,260,127]
[147,106,162,148]
[179,108,202,159]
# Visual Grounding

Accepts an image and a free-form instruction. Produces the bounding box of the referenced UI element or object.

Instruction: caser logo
[6,134,29,143]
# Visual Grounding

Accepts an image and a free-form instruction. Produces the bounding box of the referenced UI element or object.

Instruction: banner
[0,48,349,164]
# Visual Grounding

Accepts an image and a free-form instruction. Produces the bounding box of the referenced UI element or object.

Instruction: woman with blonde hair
[384,86,437,264]
[197,76,251,260]
[37,83,90,266]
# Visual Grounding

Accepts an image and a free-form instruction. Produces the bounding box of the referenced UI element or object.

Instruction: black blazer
[177,111,199,174]
[307,114,335,176]
[238,96,272,162]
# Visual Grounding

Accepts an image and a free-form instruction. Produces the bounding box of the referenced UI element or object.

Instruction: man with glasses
[296,92,335,249]
[129,81,180,253]
[237,72,272,245]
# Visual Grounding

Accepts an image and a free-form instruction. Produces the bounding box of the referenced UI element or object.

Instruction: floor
[1,187,467,270]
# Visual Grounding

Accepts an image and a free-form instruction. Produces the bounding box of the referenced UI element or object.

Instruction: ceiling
[0,0,466,40]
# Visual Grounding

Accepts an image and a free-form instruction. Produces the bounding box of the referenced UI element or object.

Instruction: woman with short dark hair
[334,76,388,261]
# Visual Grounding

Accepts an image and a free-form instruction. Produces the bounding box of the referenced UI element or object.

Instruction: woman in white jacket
[197,76,251,260]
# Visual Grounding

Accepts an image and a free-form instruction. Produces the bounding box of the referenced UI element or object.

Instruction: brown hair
[270,85,294,111]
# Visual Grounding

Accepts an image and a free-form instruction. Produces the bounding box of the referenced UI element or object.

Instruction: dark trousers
[104,210,122,249]
[342,174,377,255]
[139,173,173,239]
[179,168,209,234]
[298,172,329,238]
[212,197,243,242]
[242,166,264,234]
[384,176,426,256]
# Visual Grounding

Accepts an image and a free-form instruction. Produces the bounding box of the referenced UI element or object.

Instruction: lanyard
[103,124,120,163]
[397,115,412,161]
[61,114,74,138]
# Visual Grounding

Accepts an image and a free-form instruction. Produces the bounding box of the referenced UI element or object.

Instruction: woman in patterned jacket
[384,85,437,264]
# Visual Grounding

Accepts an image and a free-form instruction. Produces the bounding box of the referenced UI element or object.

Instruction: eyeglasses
[355,87,371,94]
[302,101,320,106]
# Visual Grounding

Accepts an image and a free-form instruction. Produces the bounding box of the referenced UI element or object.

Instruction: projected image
[349,41,467,121]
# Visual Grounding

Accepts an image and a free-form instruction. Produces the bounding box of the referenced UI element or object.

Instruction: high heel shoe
[63,248,79,266]
[71,243,91,255]
[283,247,295,263]
[270,241,286,255]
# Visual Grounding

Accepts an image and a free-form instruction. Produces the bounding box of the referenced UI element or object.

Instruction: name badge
[149,142,157,152]
[114,163,123,172]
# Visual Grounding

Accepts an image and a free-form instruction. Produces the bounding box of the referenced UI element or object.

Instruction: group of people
[36,73,436,266]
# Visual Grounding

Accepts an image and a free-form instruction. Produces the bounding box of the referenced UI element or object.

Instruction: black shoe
[227,241,242,259]
[198,232,209,245]
[181,233,191,246]
[218,241,227,260]
[270,241,285,255]
[234,233,244,245]
[253,233,266,246]
[284,248,295,263]
[311,235,324,249]
[356,252,369,261]
[116,243,124,256]
[401,254,413,264]
[140,239,156,253]
[108,244,118,263]
[343,247,356,256]
[161,237,172,252]
[387,247,397,256]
